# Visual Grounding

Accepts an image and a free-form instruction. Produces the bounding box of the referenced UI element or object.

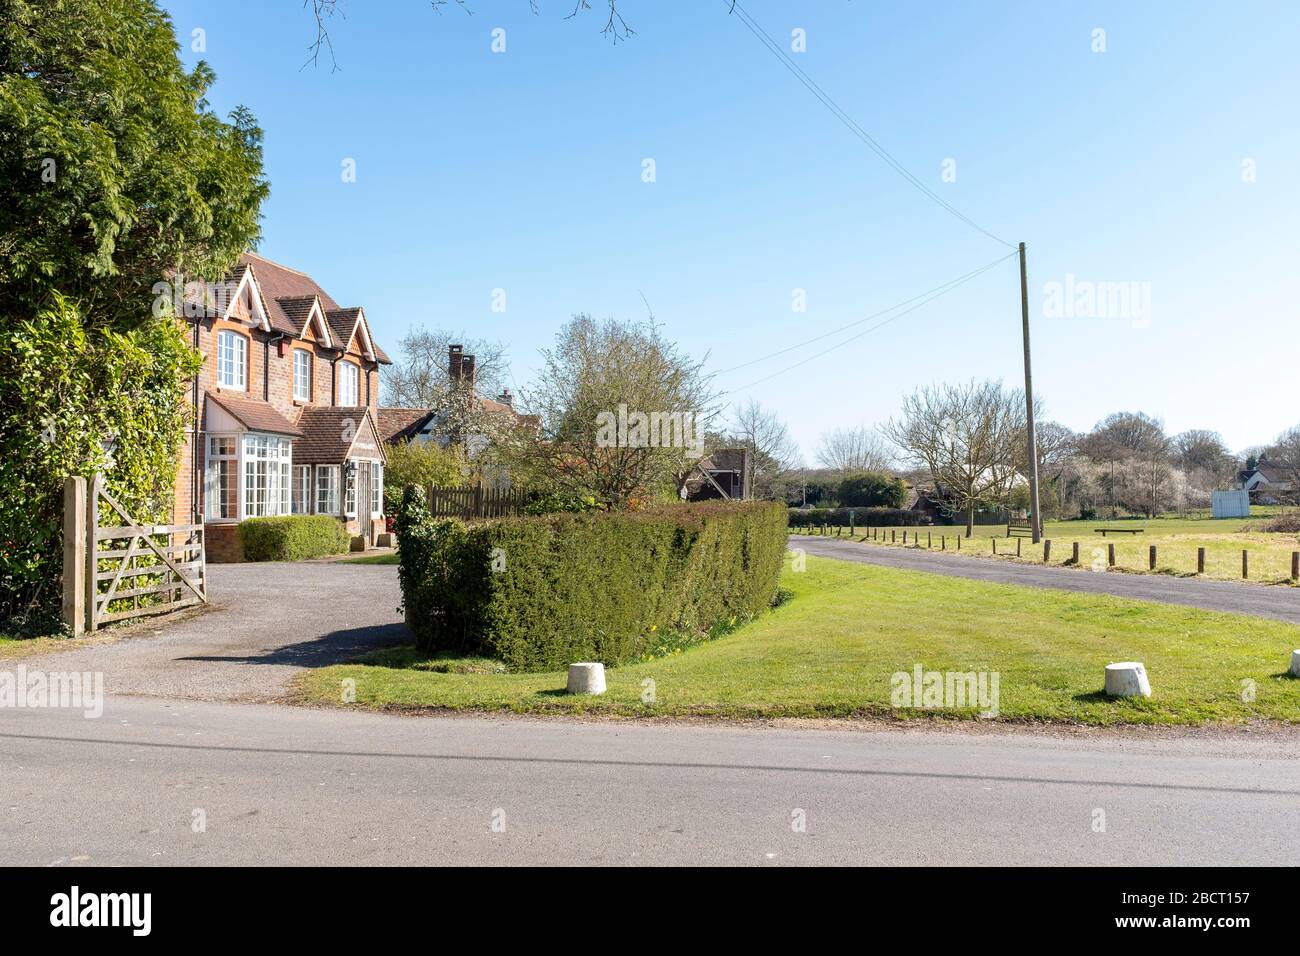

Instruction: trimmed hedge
[238,515,351,562]
[787,507,930,528]
[396,492,788,672]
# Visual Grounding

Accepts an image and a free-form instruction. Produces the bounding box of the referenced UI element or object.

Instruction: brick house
[172,252,391,561]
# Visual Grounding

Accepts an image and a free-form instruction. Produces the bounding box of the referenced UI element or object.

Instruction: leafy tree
[838,471,906,508]
[382,439,468,510]
[0,0,268,328]
[506,315,719,508]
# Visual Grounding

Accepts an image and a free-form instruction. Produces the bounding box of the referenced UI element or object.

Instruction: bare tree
[815,426,893,475]
[304,0,636,70]
[506,314,720,507]
[883,380,1026,536]
[1171,429,1235,485]
[385,329,509,408]
[724,400,801,500]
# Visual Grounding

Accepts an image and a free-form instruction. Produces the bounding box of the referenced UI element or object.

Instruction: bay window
[292,464,312,514]
[316,465,340,515]
[242,435,292,518]
[204,437,239,520]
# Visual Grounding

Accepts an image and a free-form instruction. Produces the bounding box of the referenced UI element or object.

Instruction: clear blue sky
[162,0,1300,462]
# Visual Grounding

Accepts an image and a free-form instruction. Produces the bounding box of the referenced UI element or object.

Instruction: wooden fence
[427,483,526,519]
[62,474,207,636]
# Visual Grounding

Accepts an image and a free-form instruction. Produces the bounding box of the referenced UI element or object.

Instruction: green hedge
[396,492,788,672]
[238,515,351,562]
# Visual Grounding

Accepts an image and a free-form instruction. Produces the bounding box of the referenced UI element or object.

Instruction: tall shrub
[0,296,200,629]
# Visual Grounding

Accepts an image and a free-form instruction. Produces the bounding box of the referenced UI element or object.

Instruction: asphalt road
[3,699,1299,866]
[794,535,1300,624]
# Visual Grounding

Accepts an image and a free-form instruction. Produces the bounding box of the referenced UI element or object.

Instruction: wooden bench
[1095,527,1144,536]
[1007,520,1034,538]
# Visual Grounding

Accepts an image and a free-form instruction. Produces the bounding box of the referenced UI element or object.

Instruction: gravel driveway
[795,535,1300,624]
[19,561,406,702]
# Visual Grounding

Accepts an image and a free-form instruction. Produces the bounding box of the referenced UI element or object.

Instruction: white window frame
[344,461,358,517]
[292,464,312,514]
[338,361,359,407]
[204,435,240,521]
[316,465,340,516]
[370,461,383,516]
[216,330,247,390]
[241,435,293,518]
[293,349,312,402]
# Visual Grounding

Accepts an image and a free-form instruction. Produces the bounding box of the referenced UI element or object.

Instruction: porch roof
[207,393,303,437]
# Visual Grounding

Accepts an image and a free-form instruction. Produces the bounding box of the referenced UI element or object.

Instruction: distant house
[679,448,751,501]
[378,346,538,491]
[1236,456,1294,502]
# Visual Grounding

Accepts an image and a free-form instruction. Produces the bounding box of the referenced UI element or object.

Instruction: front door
[355,462,372,545]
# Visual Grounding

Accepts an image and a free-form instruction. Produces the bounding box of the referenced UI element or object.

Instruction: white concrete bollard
[1290,650,1300,678]
[1104,662,1151,698]
[566,662,606,695]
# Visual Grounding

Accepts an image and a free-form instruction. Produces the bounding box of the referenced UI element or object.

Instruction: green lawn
[300,555,1300,725]
[803,515,1300,585]
[0,631,78,660]
[342,552,399,565]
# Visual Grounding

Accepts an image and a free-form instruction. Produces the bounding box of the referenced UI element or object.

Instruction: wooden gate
[62,474,207,635]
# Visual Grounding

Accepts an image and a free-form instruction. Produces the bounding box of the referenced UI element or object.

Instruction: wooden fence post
[1197,547,1205,574]
[956,535,960,550]
[849,510,855,535]
[1016,538,1022,557]
[1107,543,1115,567]
[1242,549,1249,579]
[891,530,896,543]
[992,539,997,555]
[941,535,946,551]
[1149,545,1157,570]
[1043,539,1051,563]
[61,476,86,637]
[927,532,932,548]
[1072,541,1079,565]
[1292,551,1298,583]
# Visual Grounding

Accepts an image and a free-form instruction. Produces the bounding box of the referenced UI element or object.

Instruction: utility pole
[1019,241,1043,543]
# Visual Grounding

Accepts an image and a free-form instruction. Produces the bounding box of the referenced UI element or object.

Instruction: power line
[719,250,1016,396]
[715,251,1018,376]
[725,1,1015,249]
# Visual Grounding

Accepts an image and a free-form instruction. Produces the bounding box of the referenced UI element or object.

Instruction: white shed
[1211,489,1250,519]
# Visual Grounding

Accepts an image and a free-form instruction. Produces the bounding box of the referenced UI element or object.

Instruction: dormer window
[216,330,247,390]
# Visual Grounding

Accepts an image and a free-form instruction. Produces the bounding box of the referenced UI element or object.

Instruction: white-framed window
[216,330,247,390]
[293,349,312,402]
[370,461,383,516]
[204,436,239,520]
[242,435,292,518]
[338,361,358,407]
[292,464,312,514]
[316,465,340,515]
[344,462,357,517]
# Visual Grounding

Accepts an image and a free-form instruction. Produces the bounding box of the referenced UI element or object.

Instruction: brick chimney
[497,387,513,407]
[448,344,464,383]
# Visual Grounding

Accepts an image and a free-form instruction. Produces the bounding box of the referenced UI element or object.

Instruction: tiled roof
[377,407,433,444]
[294,406,384,464]
[325,308,364,354]
[274,295,322,338]
[207,393,303,437]
[238,253,392,364]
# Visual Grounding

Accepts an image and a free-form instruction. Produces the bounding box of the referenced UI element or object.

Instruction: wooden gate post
[85,472,100,632]
[61,476,86,637]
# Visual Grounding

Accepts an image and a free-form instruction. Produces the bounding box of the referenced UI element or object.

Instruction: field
[297,556,1300,725]
[802,514,1300,585]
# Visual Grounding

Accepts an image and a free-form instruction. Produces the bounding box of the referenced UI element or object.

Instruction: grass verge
[295,555,1300,725]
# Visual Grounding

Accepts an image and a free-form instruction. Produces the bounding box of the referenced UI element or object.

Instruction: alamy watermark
[0,666,103,718]
[595,404,704,458]
[890,664,999,717]
[1043,274,1152,329]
